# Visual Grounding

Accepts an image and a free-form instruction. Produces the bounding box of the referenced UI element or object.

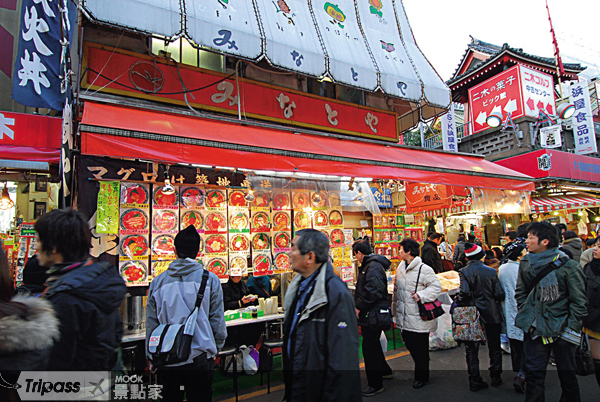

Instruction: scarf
[528,248,561,303]
[590,258,600,277]
[45,259,93,288]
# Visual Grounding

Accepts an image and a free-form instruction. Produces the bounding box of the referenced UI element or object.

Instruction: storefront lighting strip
[81,125,533,183]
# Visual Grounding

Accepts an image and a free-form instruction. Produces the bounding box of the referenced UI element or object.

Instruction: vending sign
[469,65,556,134]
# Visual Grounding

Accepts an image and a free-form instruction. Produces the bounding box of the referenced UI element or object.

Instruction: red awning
[0,110,62,164]
[531,195,600,213]
[80,102,535,191]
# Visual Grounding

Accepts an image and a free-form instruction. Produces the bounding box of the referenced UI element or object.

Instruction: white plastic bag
[225,346,244,373]
[380,331,388,352]
[242,345,259,375]
[429,304,458,350]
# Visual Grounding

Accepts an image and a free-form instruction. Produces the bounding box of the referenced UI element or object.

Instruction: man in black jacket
[422,233,443,274]
[284,229,361,402]
[353,241,393,397]
[458,243,505,391]
[35,208,127,370]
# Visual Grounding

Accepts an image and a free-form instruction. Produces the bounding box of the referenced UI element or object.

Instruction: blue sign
[370,187,393,208]
[11,0,76,110]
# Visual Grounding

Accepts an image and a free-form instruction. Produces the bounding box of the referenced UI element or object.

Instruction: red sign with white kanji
[469,65,524,135]
[469,65,556,135]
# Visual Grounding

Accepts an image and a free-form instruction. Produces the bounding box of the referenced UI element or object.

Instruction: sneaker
[470,381,489,392]
[501,343,511,354]
[491,378,502,388]
[513,374,525,393]
[412,380,428,389]
[362,386,384,397]
[382,373,394,379]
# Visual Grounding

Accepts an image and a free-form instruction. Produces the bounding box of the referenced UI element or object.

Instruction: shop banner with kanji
[11,0,76,110]
[441,103,458,152]
[570,81,598,155]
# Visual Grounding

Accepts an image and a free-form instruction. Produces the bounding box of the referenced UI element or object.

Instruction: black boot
[470,377,489,392]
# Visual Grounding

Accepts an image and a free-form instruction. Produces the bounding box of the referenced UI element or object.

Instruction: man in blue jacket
[283,229,362,402]
[35,208,127,370]
[146,225,226,402]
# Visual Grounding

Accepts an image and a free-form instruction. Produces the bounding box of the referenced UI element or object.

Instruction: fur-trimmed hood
[0,296,60,353]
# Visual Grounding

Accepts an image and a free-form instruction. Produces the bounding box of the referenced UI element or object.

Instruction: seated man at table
[247,273,272,298]
[222,270,258,310]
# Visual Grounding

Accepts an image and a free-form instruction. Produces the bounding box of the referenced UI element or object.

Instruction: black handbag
[415,264,445,321]
[575,334,595,376]
[148,270,209,368]
[366,302,392,331]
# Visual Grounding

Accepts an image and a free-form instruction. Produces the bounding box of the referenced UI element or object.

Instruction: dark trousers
[523,333,580,402]
[463,322,502,383]
[509,338,526,374]
[361,326,392,389]
[157,358,215,402]
[401,330,430,382]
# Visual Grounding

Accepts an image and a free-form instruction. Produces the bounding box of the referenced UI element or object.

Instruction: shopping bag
[575,335,595,376]
[380,331,388,352]
[243,346,259,375]
[429,304,458,350]
[225,347,244,374]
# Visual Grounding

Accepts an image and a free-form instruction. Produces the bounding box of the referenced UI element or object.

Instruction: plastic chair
[260,338,284,394]
[218,346,239,402]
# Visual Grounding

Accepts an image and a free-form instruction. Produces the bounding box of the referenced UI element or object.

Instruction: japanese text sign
[370,186,393,208]
[570,82,598,155]
[0,109,62,162]
[539,124,562,149]
[405,183,449,213]
[441,103,458,152]
[469,65,556,134]
[11,0,76,110]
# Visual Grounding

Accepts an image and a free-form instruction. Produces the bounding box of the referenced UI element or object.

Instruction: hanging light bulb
[245,188,255,202]
[492,218,496,224]
[0,183,14,210]
[578,210,583,216]
[161,166,175,195]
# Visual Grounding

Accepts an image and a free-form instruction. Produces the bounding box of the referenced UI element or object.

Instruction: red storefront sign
[405,183,469,213]
[82,43,399,142]
[468,65,556,135]
[0,110,62,162]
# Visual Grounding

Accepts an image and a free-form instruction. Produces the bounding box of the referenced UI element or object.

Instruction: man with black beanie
[146,225,226,402]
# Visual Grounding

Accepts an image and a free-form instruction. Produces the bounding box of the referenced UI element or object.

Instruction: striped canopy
[531,195,600,214]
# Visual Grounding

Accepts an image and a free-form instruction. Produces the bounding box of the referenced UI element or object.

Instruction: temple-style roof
[447,36,586,103]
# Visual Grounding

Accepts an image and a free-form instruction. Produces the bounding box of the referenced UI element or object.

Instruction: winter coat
[222,278,257,310]
[0,296,59,370]
[283,262,361,402]
[582,262,600,334]
[453,240,466,263]
[562,237,583,263]
[146,258,227,363]
[421,239,443,274]
[515,248,587,337]
[44,261,126,370]
[497,260,523,341]
[355,254,390,326]
[247,275,272,298]
[393,257,442,333]
[458,260,505,324]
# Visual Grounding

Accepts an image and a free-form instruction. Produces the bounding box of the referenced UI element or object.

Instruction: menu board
[97,181,120,234]
[204,188,228,279]
[272,191,291,273]
[119,183,150,286]
[228,189,250,277]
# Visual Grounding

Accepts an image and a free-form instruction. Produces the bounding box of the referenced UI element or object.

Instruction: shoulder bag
[451,274,486,342]
[148,270,209,368]
[414,264,445,321]
[575,334,595,376]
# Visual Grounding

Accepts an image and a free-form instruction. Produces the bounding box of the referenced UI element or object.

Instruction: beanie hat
[503,241,526,262]
[174,225,200,258]
[22,255,49,287]
[464,242,485,261]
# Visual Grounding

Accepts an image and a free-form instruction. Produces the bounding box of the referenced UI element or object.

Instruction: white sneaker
[501,343,511,354]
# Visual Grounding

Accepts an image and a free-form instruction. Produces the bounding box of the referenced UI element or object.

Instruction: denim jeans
[523,333,580,402]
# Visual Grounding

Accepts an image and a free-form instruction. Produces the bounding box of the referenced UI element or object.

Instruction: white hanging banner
[539,124,562,149]
[441,104,458,152]
[570,81,598,155]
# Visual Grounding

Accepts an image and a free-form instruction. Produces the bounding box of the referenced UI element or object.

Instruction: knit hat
[22,255,48,287]
[174,225,200,258]
[464,242,485,261]
[503,241,526,261]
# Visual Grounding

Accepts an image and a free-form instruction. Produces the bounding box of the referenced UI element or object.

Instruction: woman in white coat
[394,238,442,389]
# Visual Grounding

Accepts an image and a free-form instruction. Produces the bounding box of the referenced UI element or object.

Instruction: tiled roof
[447,36,585,86]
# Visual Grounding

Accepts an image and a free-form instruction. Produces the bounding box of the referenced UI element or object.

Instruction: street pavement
[215,342,599,402]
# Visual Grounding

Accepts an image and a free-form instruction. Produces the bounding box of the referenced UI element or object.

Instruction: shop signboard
[370,186,392,208]
[0,110,61,162]
[469,65,556,135]
[19,222,36,237]
[405,183,450,213]
[539,124,562,149]
[570,81,598,155]
[82,44,399,142]
[441,103,458,152]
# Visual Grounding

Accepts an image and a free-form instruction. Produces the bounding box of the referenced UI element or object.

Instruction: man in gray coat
[146,225,226,402]
[283,229,362,402]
